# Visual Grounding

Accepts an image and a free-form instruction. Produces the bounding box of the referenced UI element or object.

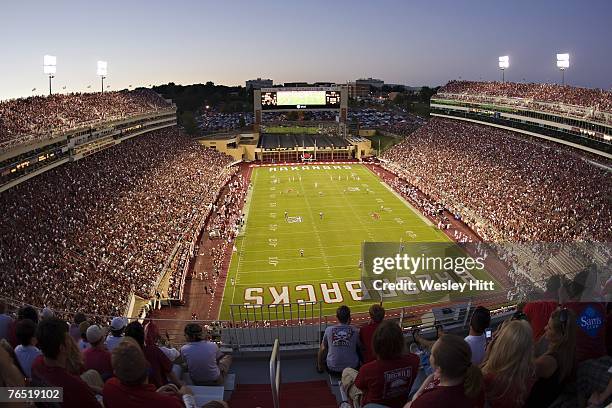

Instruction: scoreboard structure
[254,86,348,129]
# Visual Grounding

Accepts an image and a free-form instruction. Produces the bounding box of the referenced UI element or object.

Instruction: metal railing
[270,339,281,408]
[226,301,323,350]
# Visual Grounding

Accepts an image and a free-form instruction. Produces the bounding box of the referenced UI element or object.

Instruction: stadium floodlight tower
[556,53,569,85]
[43,55,57,95]
[498,56,509,83]
[97,61,108,93]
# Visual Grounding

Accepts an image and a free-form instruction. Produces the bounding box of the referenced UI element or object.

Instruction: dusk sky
[1,0,611,100]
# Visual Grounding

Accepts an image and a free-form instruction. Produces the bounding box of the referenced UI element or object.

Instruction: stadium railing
[226,301,323,351]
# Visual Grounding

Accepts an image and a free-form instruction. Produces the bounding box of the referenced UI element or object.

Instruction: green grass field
[218,164,498,319]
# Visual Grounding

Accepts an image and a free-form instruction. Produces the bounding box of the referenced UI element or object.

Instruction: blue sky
[0,0,610,100]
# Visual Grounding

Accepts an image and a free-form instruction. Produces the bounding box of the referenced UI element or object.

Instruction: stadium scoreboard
[261,89,341,110]
[254,85,348,125]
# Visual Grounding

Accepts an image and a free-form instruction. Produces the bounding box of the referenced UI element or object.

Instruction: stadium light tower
[498,56,509,83]
[43,55,57,95]
[556,53,569,85]
[97,61,108,93]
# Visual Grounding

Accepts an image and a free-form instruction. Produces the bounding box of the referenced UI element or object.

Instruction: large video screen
[261,90,341,110]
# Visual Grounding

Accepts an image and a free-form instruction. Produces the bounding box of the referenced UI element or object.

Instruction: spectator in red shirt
[83,325,113,380]
[523,275,562,342]
[563,269,607,364]
[481,320,536,408]
[360,304,385,364]
[343,320,419,408]
[407,334,484,408]
[30,317,100,407]
[125,320,180,388]
[103,337,194,408]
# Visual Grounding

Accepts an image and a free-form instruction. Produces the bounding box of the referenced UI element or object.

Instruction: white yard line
[229,168,258,306]
[245,225,432,235]
[236,263,357,275]
[322,166,376,241]
[297,175,333,278]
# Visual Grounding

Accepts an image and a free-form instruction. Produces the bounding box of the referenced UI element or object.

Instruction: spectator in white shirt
[180,323,232,386]
[105,317,127,351]
[14,319,41,379]
[464,306,491,366]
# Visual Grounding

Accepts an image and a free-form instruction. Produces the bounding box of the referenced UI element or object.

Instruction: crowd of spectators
[315,268,610,408]
[0,89,172,150]
[195,175,247,300]
[0,127,234,317]
[0,303,232,407]
[438,80,612,113]
[381,118,612,242]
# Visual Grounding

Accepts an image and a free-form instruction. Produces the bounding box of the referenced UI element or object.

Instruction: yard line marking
[234,263,357,274]
[229,167,259,307]
[240,253,358,264]
[297,174,333,279]
[323,167,376,242]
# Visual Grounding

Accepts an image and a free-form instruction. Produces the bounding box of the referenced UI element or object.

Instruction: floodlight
[498,56,509,69]
[556,53,569,69]
[43,55,56,75]
[498,56,509,82]
[97,61,108,76]
[556,53,570,85]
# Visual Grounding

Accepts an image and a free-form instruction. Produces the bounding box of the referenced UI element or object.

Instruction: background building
[245,78,273,90]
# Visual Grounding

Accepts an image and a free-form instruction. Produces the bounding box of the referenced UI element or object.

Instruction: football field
[218,163,497,320]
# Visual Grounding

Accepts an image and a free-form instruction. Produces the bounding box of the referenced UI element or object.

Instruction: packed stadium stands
[0,89,172,150]
[381,117,612,242]
[438,80,612,114]
[1,77,611,407]
[0,128,235,317]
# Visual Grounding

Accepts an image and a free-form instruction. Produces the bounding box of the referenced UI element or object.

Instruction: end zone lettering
[242,272,484,305]
[268,165,352,172]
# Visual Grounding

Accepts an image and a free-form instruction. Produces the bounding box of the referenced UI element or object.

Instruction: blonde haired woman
[481,320,536,408]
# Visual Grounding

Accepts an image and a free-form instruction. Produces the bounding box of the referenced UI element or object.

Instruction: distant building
[347,82,371,98]
[356,77,384,89]
[246,78,273,90]
[282,82,310,88]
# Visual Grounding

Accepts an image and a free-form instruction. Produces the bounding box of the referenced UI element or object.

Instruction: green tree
[180,111,197,135]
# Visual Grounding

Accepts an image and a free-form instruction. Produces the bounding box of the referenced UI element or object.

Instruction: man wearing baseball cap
[105,317,127,352]
[83,325,113,380]
[180,323,232,386]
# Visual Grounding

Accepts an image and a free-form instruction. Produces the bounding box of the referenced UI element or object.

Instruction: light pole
[43,55,56,95]
[556,53,569,85]
[97,61,108,93]
[498,56,509,83]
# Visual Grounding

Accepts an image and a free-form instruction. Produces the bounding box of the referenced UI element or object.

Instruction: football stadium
[0,2,611,407]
